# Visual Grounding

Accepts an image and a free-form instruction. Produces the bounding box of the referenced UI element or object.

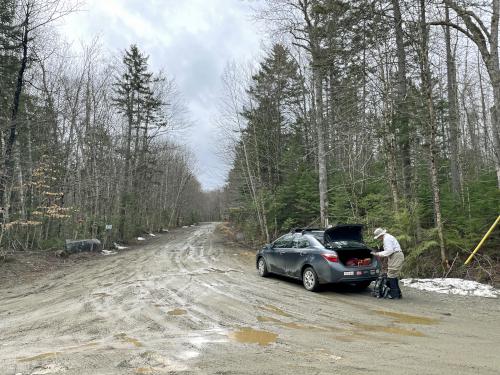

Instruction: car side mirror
[265,243,273,250]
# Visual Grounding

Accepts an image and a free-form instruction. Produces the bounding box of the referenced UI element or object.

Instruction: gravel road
[1,223,499,375]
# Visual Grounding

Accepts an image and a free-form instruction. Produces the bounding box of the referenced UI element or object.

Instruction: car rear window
[308,231,325,245]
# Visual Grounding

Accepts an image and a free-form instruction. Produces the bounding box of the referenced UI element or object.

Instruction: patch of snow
[401,278,498,298]
[182,226,188,228]
[113,242,128,250]
[177,350,200,361]
[137,237,146,241]
[188,328,228,348]
[148,232,156,237]
[162,228,169,232]
[102,250,117,256]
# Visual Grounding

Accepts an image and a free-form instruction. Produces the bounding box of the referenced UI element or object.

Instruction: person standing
[372,228,404,299]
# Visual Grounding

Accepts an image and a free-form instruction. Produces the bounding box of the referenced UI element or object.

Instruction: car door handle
[279,251,285,255]
[300,251,306,255]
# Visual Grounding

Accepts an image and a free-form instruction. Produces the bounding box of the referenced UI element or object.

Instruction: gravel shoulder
[1,223,499,375]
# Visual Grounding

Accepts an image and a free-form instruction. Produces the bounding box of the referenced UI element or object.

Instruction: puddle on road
[16,342,100,362]
[257,315,307,329]
[257,315,280,323]
[259,305,292,318]
[350,322,425,337]
[281,322,307,329]
[168,308,187,316]
[17,352,61,362]
[66,342,99,350]
[373,310,438,325]
[115,333,143,347]
[230,327,278,346]
[135,368,155,374]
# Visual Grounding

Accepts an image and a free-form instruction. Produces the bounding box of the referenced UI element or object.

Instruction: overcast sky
[60,0,265,190]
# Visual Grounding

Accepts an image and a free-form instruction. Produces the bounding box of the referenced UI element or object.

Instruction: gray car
[255,225,380,291]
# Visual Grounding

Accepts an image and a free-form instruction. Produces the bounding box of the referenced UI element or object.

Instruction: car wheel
[302,267,319,292]
[257,257,269,277]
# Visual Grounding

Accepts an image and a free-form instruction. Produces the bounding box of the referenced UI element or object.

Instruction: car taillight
[321,253,338,263]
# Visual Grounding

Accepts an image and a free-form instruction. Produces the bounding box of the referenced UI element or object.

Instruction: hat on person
[373,228,387,239]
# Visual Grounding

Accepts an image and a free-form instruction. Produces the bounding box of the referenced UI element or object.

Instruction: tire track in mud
[1,223,500,375]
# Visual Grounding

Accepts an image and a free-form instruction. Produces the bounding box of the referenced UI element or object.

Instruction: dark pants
[387,277,402,299]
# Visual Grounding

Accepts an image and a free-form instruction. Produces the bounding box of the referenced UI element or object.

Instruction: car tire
[352,280,372,290]
[302,267,319,292]
[257,257,269,277]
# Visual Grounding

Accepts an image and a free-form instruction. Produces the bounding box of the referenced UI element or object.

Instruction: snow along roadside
[401,278,498,298]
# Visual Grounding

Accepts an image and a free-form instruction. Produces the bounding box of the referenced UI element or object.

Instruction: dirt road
[1,223,499,375]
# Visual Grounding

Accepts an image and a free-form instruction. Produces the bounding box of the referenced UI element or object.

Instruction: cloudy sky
[61,0,266,190]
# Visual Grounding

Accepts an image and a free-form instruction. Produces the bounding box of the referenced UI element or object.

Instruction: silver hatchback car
[256,225,381,291]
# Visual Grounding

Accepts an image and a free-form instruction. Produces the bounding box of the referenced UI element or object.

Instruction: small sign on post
[103,224,112,251]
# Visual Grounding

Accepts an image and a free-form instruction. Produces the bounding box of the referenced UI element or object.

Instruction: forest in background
[0,0,218,256]
[219,0,500,281]
[1,0,499,283]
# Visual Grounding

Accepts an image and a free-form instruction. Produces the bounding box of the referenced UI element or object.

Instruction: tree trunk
[314,65,329,228]
[379,54,400,212]
[0,12,29,222]
[13,140,26,220]
[445,5,462,196]
[420,0,448,270]
[119,96,134,240]
[391,0,412,200]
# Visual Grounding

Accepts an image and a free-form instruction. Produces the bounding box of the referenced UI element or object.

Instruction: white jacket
[376,233,402,257]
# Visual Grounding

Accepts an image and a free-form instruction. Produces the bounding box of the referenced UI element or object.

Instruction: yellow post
[464,215,500,265]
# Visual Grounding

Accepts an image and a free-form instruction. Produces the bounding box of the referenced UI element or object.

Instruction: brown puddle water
[257,316,280,323]
[351,322,425,337]
[281,322,306,329]
[230,327,278,346]
[135,368,154,374]
[17,342,100,362]
[373,310,438,325]
[257,315,307,329]
[168,308,187,316]
[115,333,143,347]
[260,305,292,318]
[18,352,61,362]
[65,342,99,351]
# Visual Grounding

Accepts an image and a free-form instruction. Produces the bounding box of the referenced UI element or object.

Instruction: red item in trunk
[346,258,359,267]
[345,257,372,267]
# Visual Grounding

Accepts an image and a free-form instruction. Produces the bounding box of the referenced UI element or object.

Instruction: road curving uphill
[1,223,499,374]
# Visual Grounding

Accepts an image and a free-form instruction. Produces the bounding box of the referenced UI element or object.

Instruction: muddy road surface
[1,223,499,375]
